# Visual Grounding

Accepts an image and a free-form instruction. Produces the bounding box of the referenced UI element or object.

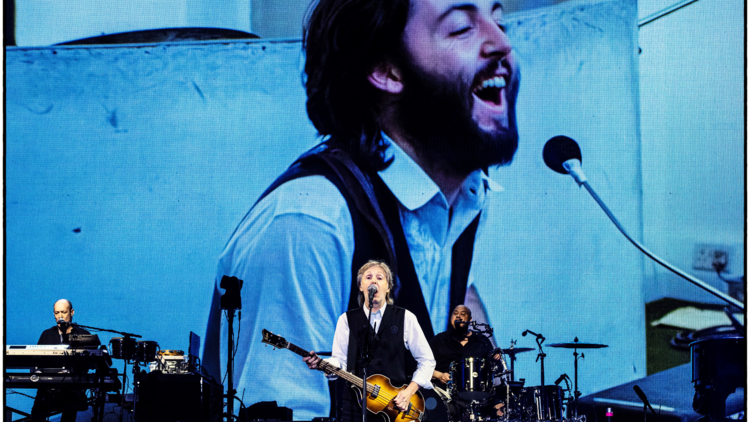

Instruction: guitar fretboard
[281,340,378,395]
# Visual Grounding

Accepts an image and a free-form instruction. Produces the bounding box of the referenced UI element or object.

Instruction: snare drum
[449,357,495,401]
[136,341,159,362]
[110,337,136,360]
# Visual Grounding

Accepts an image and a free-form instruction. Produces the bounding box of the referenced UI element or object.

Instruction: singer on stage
[205,0,520,416]
[303,261,436,422]
[37,299,95,345]
[32,299,99,422]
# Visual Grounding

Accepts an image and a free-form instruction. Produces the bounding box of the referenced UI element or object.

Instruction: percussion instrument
[110,337,137,360]
[449,357,496,401]
[136,340,159,363]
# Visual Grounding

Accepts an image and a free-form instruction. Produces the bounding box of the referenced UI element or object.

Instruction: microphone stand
[578,179,744,311]
[362,295,377,422]
[70,323,141,422]
[525,331,547,420]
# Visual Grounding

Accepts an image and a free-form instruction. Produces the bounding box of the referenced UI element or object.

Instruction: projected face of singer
[359,266,391,311]
[450,305,472,330]
[383,0,520,173]
[54,299,74,333]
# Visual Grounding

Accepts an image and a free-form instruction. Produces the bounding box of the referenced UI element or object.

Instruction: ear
[368,62,403,94]
[70,309,75,318]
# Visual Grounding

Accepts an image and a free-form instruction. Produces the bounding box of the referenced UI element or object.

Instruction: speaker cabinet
[135,372,223,422]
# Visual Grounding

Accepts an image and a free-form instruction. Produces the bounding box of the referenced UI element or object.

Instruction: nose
[479,16,512,59]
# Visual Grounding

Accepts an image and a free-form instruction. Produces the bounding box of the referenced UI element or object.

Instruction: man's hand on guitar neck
[393,381,419,412]
[303,350,322,369]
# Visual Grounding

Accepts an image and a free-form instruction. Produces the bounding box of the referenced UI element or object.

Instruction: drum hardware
[449,357,496,402]
[495,342,534,382]
[157,349,184,356]
[520,329,552,421]
[469,321,494,338]
[150,350,190,374]
[549,337,608,420]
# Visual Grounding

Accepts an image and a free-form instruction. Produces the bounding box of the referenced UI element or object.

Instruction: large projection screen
[6,0,645,418]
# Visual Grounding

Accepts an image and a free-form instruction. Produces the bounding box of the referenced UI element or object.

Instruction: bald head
[54,299,74,328]
[54,299,72,312]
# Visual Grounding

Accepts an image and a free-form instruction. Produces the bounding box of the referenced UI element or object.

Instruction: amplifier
[134,372,223,422]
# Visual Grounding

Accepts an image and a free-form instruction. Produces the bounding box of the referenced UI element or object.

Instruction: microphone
[57,319,70,329]
[542,136,743,310]
[633,385,656,415]
[367,284,377,307]
[543,135,586,185]
[522,330,528,336]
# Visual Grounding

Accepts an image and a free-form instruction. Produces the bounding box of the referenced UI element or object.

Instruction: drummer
[428,304,500,391]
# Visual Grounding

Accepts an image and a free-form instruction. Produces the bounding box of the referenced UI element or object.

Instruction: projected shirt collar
[378,133,502,212]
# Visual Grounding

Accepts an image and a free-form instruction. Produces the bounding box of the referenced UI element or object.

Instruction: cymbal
[548,342,608,349]
[498,347,534,355]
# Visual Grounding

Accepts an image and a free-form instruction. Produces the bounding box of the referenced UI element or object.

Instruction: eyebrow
[438,2,504,23]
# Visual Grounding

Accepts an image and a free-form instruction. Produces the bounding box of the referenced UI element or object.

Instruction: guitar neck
[283,341,374,394]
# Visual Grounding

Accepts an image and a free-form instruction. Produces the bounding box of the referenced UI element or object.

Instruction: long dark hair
[303,0,410,170]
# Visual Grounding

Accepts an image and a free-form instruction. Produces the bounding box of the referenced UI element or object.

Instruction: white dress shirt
[325,303,436,389]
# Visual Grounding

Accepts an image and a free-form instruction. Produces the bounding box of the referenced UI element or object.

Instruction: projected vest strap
[255,142,481,338]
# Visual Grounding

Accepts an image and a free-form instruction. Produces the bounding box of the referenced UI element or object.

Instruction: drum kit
[438,324,608,422]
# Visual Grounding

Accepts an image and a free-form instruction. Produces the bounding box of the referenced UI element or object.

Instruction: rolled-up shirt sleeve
[403,310,436,389]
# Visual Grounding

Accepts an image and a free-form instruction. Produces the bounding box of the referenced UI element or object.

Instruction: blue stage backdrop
[7,0,736,419]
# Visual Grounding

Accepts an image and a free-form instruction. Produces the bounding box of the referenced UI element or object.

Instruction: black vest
[256,142,481,339]
[346,306,409,387]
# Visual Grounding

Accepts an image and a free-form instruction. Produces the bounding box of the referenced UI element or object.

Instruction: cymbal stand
[572,347,584,420]
[494,350,511,421]
[506,340,518,381]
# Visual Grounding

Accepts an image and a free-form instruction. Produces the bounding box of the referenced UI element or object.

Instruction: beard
[394,56,519,174]
[448,319,470,340]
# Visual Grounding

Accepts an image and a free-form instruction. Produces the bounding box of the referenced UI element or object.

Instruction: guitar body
[350,374,425,422]
[260,330,425,421]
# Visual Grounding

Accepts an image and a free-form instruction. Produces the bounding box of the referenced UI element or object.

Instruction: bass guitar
[261,329,425,422]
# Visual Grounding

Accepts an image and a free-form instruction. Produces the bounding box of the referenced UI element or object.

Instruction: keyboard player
[32,299,100,422]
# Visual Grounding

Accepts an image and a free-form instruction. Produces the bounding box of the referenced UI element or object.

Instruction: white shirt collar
[363,302,387,317]
[377,133,502,211]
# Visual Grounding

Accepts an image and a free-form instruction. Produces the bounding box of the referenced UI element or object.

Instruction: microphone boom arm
[581,180,743,310]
